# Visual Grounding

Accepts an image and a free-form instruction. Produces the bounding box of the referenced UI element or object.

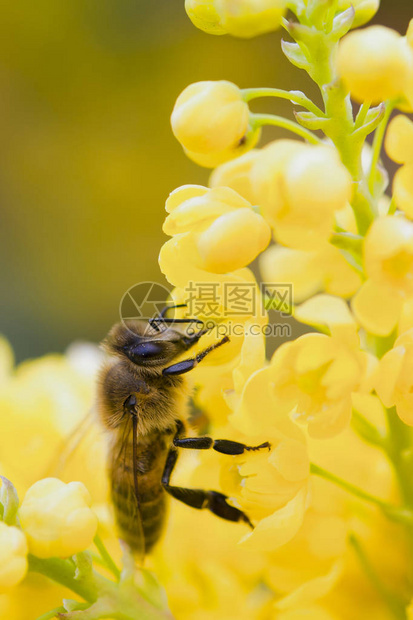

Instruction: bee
[97,307,270,558]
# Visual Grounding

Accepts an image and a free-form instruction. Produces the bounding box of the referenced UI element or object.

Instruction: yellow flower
[0,522,28,591]
[162,185,270,274]
[269,336,354,438]
[259,243,361,303]
[185,0,287,39]
[171,81,259,167]
[374,329,413,425]
[385,115,413,218]
[0,342,108,503]
[259,296,376,438]
[352,215,413,336]
[251,141,353,250]
[337,0,379,28]
[19,478,98,558]
[337,26,413,105]
[220,429,310,551]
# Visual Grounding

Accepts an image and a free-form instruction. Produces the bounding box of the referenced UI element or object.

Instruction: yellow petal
[209,149,260,204]
[374,346,405,407]
[294,294,357,335]
[260,245,322,304]
[351,279,403,336]
[399,297,413,335]
[306,398,352,439]
[270,440,309,483]
[197,208,271,273]
[165,185,208,213]
[284,146,352,214]
[275,561,342,610]
[393,165,413,219]
[385,115,413,165]
[232,322,266,394]
[238,487,307,551]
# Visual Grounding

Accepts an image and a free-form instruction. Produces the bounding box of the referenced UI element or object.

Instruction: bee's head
[103,319,206,370]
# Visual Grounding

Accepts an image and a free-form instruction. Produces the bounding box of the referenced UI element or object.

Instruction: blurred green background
[1,0,412,361]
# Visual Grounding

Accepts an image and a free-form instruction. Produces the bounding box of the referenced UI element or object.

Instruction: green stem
[384,406,413,591]
[368,101,395,194]
[28,555,98,603]
[242,87,324,115]
[28,555,171,620]
[354,101,371,129]
[351,409,388,451]
[330,231,363,253]
[385,408,413,508]
[35,608,67,620]
[94,535,121,581]
[250,113,322,144]
[349,534,407,619]
[388,196,397,215]
[310,463,413,526]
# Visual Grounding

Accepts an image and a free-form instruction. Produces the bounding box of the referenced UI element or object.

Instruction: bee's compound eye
[127,341,164,363]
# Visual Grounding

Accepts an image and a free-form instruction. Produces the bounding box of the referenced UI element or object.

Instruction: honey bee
[97,307,270,558]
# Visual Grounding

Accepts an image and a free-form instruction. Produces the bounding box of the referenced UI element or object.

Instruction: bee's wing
[46,407,98,478]
[110,414,146,564]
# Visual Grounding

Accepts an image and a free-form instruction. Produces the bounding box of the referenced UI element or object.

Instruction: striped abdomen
[109,429,170,554]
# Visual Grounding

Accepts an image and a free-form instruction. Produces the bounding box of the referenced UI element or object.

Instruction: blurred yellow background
[0,0,411,361]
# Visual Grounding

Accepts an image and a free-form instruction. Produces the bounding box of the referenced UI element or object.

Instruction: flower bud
[183,124,261,168]
[198,207,271,272]
[252,141,352,250]
[185,0,226,35]
[337,26,412,104]
[0,522,28,591]
[185,0,286,39]
[163,185,270,273]
[251,139,306,227]
[19,478,98,558]
[283,145,353,215]
[171,80,249,156]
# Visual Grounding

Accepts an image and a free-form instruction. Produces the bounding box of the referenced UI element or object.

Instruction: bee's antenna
[160,304,187,318]
[151,317,204,326]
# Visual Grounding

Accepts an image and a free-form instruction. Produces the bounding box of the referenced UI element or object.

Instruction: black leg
[161,442,253,528]
[174,436,271,455]
[162,336,230,376]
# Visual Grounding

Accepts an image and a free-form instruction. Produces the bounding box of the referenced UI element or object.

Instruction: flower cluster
[3,1,413,619]
[156,0,413,616]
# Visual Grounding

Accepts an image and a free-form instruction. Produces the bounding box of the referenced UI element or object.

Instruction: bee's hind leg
[161,447,253,529]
